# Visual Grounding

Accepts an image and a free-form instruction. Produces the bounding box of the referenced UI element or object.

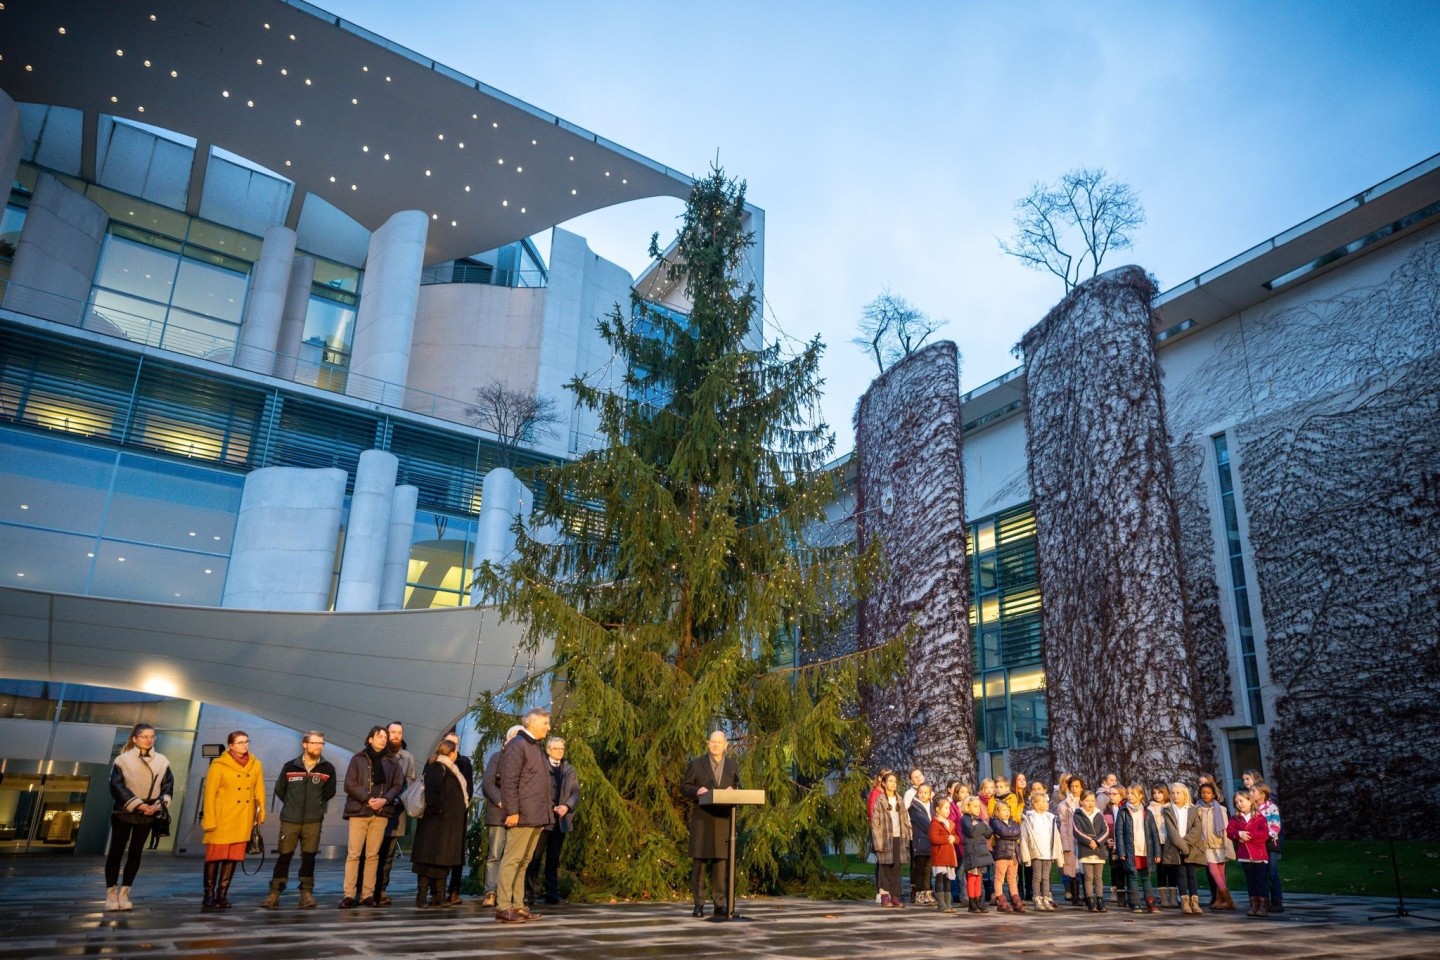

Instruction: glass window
[303,296,358,353]
[18,104,84,176]
[89,539,227,605]
[0,429,115,533]
[88,289,167,345]
[0,525,96,594]
[171,257,247,324]
[94,233,181,306]
[102,454,241,553]
[404,510,473,608]
[1008,666,1047,749]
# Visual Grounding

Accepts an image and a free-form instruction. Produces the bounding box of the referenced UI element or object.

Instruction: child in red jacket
[928,797,960,913]
[1226,791,1271,917]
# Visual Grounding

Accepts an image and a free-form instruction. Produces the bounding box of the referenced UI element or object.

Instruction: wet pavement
[4,856,1439,959]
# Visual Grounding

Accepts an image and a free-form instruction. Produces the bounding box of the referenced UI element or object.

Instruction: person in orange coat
[201,730,266,909]
[928,796,960,913]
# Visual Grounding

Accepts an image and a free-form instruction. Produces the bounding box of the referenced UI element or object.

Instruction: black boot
[216,861,237,909]
[416,878,430,908]
[202,861,220,910]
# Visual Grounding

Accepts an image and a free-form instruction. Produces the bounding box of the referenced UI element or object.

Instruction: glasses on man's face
[305,740,324,746]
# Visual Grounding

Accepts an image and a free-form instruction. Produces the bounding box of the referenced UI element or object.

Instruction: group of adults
[101,711,579,918]
[870,765,1286,919]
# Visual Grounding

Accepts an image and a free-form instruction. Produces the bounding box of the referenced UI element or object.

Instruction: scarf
[435,754,470,806]
[365,745,388,788]
[228,750,251,766]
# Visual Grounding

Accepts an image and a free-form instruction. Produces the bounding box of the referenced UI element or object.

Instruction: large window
[1213,434,1265,724]
[969,504,1048,753]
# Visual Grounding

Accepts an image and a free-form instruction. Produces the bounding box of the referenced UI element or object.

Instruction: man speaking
[681,730,740,918]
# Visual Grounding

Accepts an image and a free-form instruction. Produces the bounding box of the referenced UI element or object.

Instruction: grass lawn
[824,841,1440,899]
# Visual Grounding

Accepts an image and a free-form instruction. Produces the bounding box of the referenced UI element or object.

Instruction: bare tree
[851,290,948,374]
[464,379,562,468]
[1000,168,1146,293]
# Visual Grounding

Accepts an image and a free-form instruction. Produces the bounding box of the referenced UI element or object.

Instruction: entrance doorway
[0,774,91,854]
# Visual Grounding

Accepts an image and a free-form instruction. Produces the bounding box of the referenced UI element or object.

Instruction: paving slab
[3,857,1438,959]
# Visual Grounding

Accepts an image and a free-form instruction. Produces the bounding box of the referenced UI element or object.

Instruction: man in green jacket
[263,731,338,909]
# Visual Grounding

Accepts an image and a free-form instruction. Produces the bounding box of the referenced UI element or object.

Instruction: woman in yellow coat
[202,730,265,909]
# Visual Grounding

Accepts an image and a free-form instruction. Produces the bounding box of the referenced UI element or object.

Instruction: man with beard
[350,720,417,905]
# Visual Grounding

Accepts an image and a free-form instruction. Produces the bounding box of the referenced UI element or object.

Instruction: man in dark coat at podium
[681,730,740,917]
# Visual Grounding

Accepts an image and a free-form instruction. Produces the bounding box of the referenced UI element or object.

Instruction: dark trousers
[692,857,728,911]
[909,854,930,899]
[1175,862,1200,896]
[1266,851,1284,905]
[272,821,321,887]
[525,828,566,902]
[1240,860,1267,901]
[1018,856,1033,898]
[105,816,153,887]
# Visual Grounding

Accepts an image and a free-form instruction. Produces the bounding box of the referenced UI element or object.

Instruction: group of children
[868,767,1284,919]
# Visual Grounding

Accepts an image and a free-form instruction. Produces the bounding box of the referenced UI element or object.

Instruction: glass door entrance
[0,774,91,854]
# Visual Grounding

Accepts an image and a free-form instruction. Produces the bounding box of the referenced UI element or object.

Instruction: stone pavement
[4,857,1440,960]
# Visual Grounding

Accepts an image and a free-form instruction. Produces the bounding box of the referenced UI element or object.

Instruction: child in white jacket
[1020,793,1064,910]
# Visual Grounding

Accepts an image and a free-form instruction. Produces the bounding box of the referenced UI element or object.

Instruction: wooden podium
[699,788,765,921]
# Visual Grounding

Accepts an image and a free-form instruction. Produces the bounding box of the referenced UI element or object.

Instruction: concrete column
[469,467,533,605]
[335,449,400,611]
[222,467,347,611]
[346,210,427,406]
[0,172,108,325]
[0,88,21,207]
[233,225,297,373]
[378,484,420,611]
[272,255,316,380]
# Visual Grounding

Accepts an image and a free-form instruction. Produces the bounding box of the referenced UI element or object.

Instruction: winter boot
[976,894,989,913]
[996,893,1012,912]
[1096,894,1108,913]
[879,892,893,908]
[1255,896,1269,917]
[1146,896,1159,913]
[262,878,284,909]
[202,861,220,910]
[105,886,120,911]
[416,878,431,908]
[1246,894,1258,917]
[216,861,236,909]
[1010,893,1026,913]
[1161,886,1176,908]
[298,885,318,909]
[1085,896,1096,912]
[432,879,448,907]
[117,886,134,911]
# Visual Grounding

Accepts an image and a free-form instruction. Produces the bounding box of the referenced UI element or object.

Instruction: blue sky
[327,0,1440,452]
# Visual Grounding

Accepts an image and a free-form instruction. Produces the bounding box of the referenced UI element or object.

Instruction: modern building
[0,0,762,856]
[950,151,1440,837]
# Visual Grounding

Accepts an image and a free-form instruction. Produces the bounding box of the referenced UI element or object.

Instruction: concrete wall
[537,228,633,457]
[335,450,399,612]
[0,88,21,209]
[1,172,107,325]
[407,281,546,413]
[233,224,297,373]
[222,467,347,611]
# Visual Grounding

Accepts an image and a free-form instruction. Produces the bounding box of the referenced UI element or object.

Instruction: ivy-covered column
[855,340,976,778]
[1020,266,1201,785]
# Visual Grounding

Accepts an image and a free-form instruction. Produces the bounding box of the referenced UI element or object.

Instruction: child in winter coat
[989,801,1025,913]
[1115,784,1161,913]
[1227,791,1271,917]
[1073,790,1111,912]
[960,796,994,913]
[908,783,935,905]
[928,797,960,913]
[1020,792,1063,911]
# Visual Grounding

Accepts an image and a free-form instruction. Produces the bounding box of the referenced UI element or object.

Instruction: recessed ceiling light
[451,220,457,226]
[295,118,302,125]
[305,78,312,86]
[256,58,263,65]
[246,99,254,107]
[363,65,369,72]
[385,75,392,82]
[25,65,32,72]
[264,22,270,28]
[383,153,390,160]
[351,184,357,190]
[189,531,196,536]
[116,49,124,56]
[431,213,438,220]
[438,133,444,140]
[571,189,577,195]
[502,200,508,207]
[362,145,369,152]
[289,33,296,40]
[605,171,610,177]
[472,113,478,119]
[497,158,504,165]
[622,179,628,184]
[516,166,522,173]
[150,13,157,20]
[137,105,145,112]
[285,160,292,166]
[204,568,213,574]
[531,139,537,145]
[118,557,126,562]
[19,504,27,510]
[329,175,336,182]
[87,552,95,558]
[458,142,464,149]
[352,98,358,105]
[143,60,151,67]
[16,572,23,577]
[171,70,178,77]
[280,68,288,76]
[492,121,498,128]
[425,169,431,176]
[58,26,66,34]
[464,185,470,192]
[110,95,118,103]
[569,156,574,161]
[213,535,221,541]
[222,90,230,97]
[520,207,526,213]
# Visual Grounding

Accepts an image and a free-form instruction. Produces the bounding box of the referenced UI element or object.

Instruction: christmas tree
[473,168,890,899]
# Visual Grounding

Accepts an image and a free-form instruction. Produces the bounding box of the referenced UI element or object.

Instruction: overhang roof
[0,0,694,264]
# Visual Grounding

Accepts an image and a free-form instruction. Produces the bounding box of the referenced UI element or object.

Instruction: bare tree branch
[464,379,563,468]
[999,167,1146,292]
[851,290,949,374]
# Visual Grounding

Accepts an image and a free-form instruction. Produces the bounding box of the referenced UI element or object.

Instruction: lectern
[698,788,765,921]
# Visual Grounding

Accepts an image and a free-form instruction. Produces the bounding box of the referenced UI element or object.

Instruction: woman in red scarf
[201,730,266,909]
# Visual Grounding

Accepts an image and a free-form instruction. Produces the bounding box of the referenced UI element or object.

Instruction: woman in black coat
[960,797,994,913]
[410,740,470,908]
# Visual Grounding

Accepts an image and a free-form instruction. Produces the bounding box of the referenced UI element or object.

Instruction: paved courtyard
[4,856,1439,960]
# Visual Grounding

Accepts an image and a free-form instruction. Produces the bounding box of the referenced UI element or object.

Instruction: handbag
[150,804,172,839]
[246,823,264,855]
[400,775,426,818]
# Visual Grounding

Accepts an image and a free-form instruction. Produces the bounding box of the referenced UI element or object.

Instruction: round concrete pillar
[469,467,533,605]
[234,225,298,373]
[347,210,428,405]
[273,255,317,381]
[335,450,400,611]
[379,484,419,611]
[222,466,347,611]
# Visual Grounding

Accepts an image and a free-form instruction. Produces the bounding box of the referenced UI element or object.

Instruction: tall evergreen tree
[472,169,889,898]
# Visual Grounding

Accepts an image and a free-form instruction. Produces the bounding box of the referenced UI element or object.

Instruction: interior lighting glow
[285,160,292,166]
[189,531,196,536]
[149,13,156,20]
[532,140,537,145]
[497,158,503,165]
[16,572,23,577]
[264,22,270,28]
[140,675,178,697]
[117,557,126,562]
[385,75,391,82]
[605,171,610,177]
[204,568,213,574]
[363,65,368,71]
[458,142,464,149]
